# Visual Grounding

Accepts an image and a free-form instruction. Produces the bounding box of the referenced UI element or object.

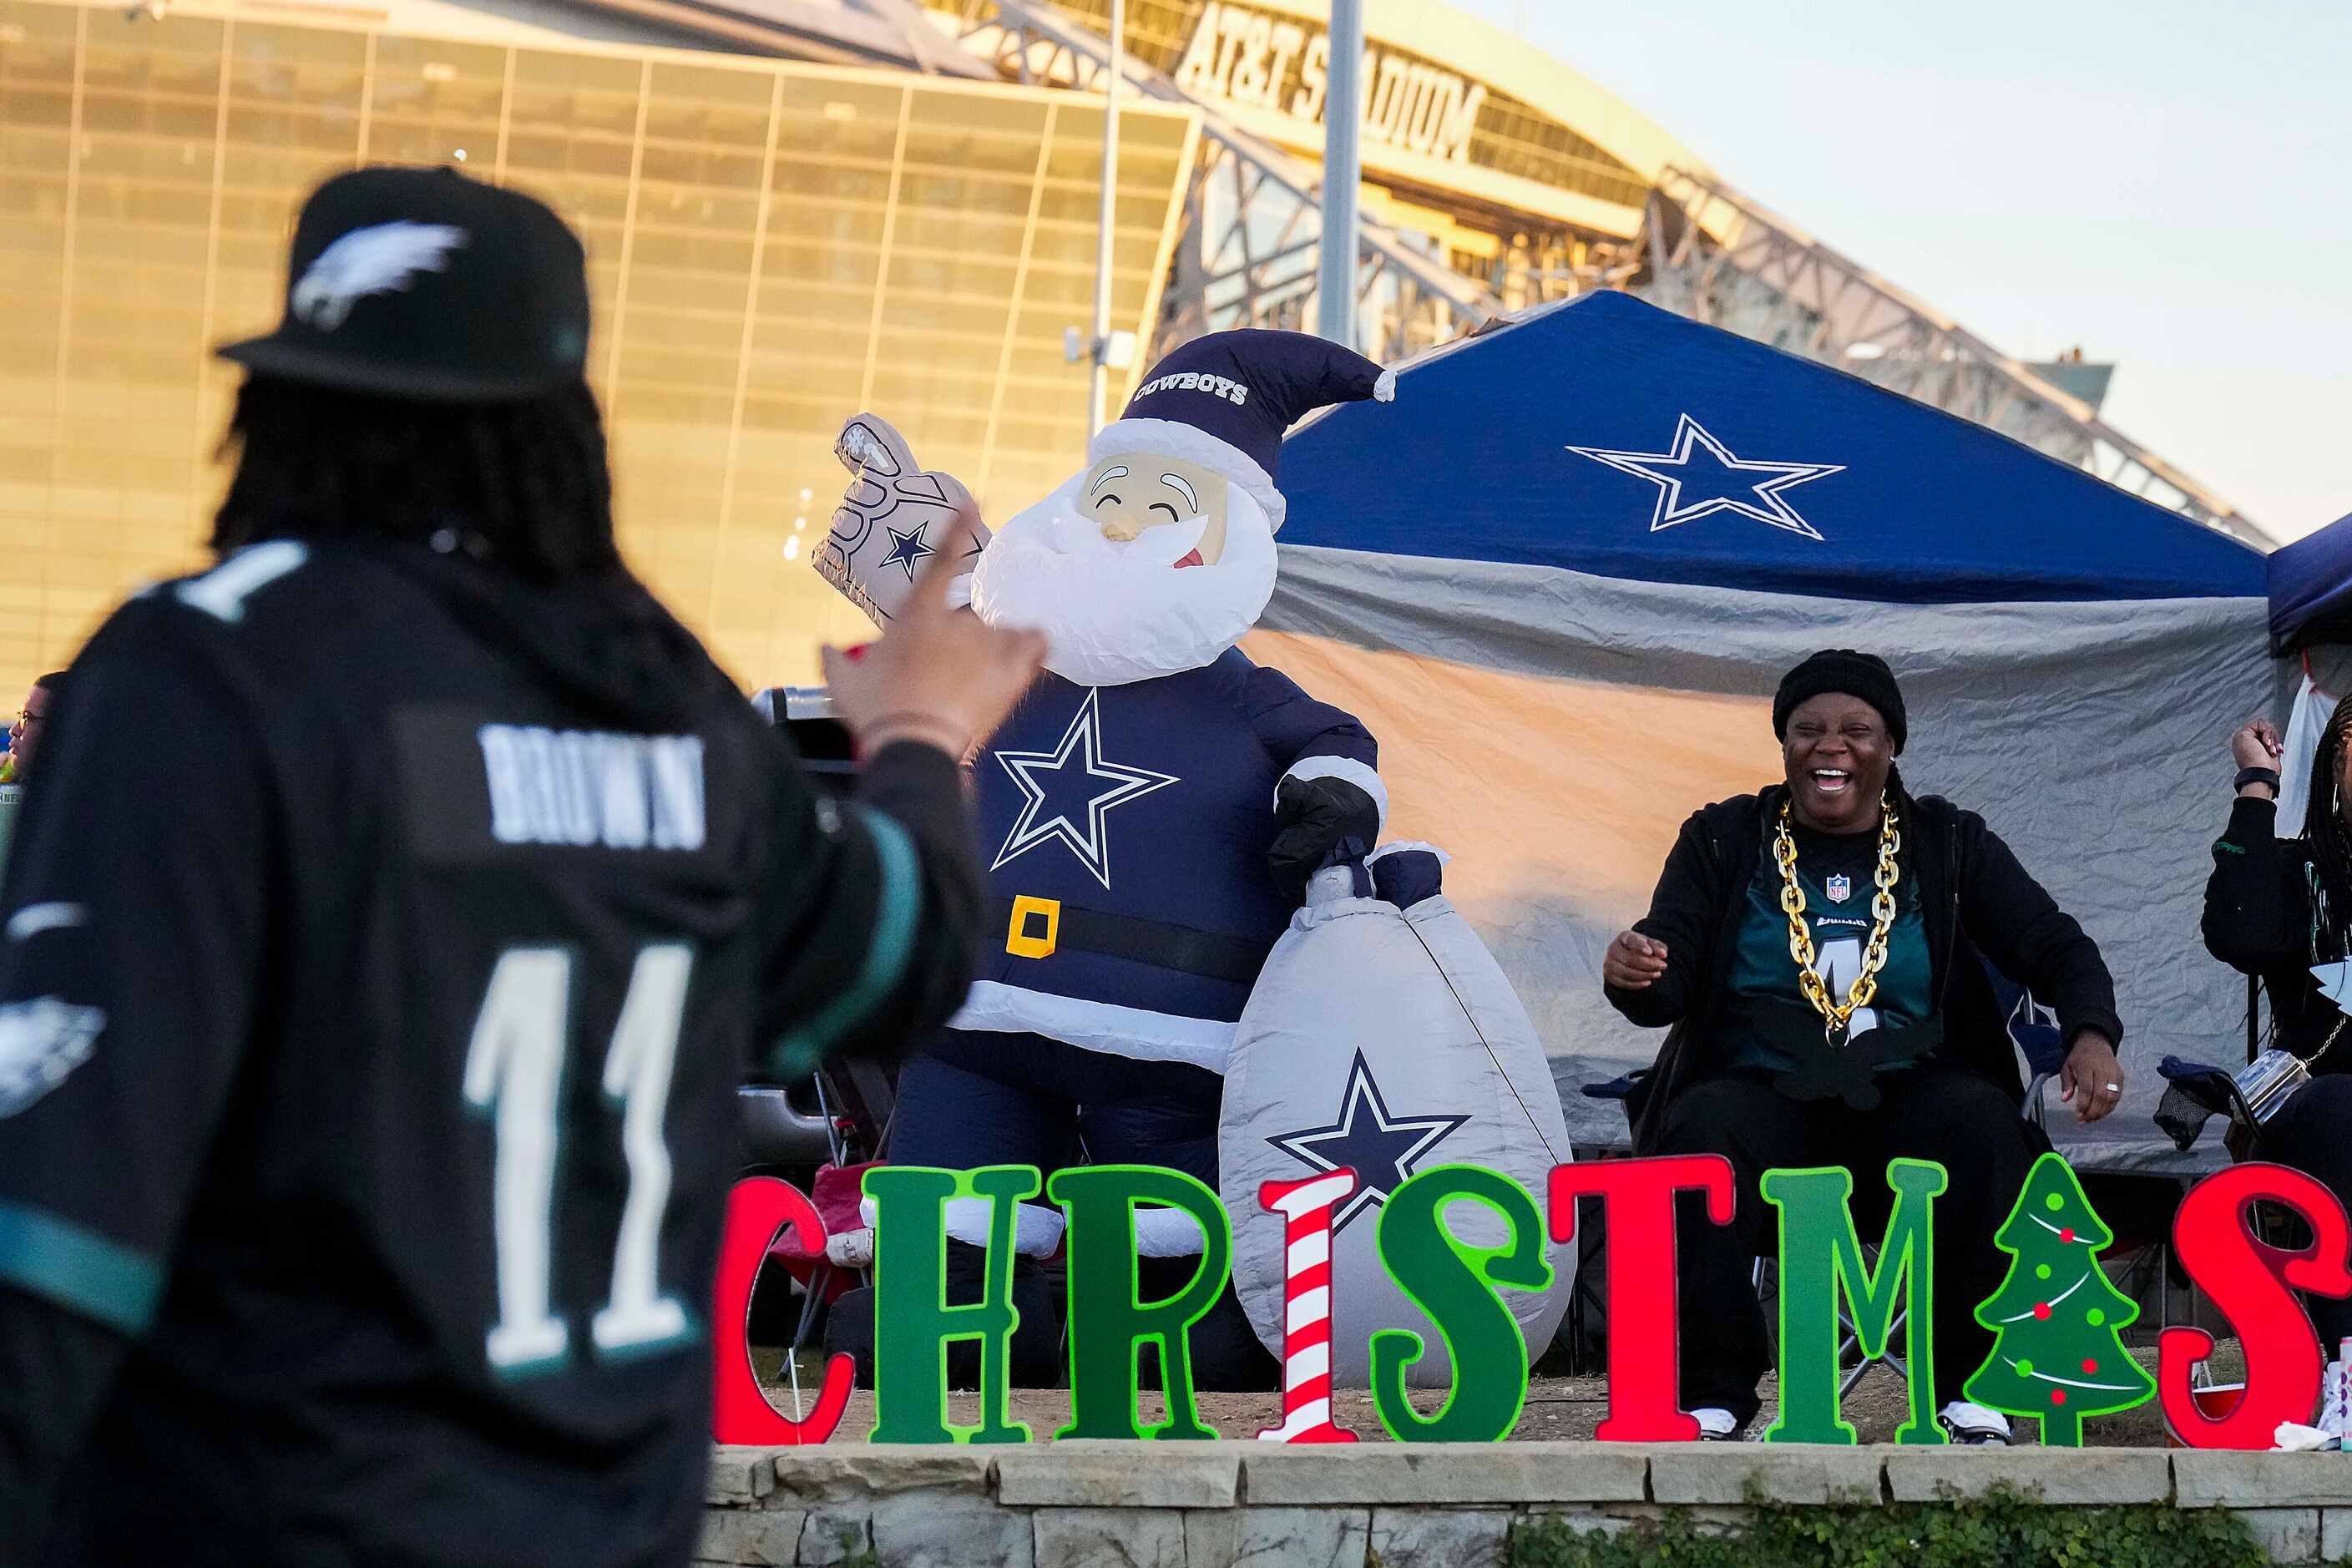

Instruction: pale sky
[1453,0,2350,544]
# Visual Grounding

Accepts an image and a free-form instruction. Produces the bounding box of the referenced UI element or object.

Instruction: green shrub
[1508,1485,2271,1568]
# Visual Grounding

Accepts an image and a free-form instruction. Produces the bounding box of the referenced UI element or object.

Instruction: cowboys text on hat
[1135,370,1250,407]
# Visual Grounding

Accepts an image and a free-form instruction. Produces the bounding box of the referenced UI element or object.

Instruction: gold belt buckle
[1005,895,1060,959]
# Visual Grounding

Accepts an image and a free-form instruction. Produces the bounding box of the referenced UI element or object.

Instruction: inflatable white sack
[1219,845,1575,1387]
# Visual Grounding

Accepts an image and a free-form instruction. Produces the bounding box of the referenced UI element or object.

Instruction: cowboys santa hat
[1090,328,1397,533]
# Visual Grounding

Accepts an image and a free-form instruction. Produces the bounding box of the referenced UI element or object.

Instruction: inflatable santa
[818,330,1393,1386]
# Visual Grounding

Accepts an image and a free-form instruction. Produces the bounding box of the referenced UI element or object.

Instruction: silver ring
[2102,1083,2121,1092]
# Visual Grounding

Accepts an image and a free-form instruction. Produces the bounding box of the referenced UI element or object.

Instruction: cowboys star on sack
[813,330,1394,1391]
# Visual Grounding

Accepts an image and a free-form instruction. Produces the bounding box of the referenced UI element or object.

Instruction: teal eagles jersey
[1722,827,1931,1075]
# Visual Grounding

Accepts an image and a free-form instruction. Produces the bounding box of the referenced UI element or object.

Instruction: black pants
[2255,1073,2352,1348]
[1652,1065,2036,1425]
[884,1029,1277,1392]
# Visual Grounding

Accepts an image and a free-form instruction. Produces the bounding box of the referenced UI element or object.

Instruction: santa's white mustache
[1048,510,1209,567]
[969,479,1276,686]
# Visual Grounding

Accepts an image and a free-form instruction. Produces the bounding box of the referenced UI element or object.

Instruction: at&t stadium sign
[1172,0,1486,164]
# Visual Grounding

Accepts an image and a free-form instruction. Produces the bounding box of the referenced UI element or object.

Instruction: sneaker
[1692,1407,1743,1442]
[1940,1400,2012,1445]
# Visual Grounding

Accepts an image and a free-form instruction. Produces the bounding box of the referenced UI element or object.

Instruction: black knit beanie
[1773,650,1906,753]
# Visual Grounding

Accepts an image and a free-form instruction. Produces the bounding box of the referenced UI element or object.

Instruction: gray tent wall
[1252,557,2274,1174]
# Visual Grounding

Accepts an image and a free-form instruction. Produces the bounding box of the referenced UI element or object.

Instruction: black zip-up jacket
[1605,783,2124,1153]
[2203,794,2344,1062]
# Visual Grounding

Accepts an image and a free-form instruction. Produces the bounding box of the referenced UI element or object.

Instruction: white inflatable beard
[968,473,1277,687]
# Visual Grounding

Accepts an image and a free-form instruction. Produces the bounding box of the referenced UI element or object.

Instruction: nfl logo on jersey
[1825,873,1852,904]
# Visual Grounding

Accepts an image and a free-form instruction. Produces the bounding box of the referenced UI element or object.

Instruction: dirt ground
[756,1338,2232,1445]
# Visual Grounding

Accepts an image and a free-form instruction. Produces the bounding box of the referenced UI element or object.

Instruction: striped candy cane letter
[1257,1168,1360,1444]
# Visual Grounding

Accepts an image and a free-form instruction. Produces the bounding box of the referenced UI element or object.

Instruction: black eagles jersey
[0,540,979,1566]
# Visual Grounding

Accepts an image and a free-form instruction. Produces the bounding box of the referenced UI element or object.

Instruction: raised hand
[822,516,1044,762]
[2230,717,2284,774]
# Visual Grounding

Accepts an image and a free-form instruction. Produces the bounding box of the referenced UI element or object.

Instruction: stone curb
[771,1445,992,1500]
[1242,1444,1649,1505]
[1883,1446,2172,1505]
[695,1444,2352,1568]
[999,1445,1242,1508]
[1649,1444,1889,1505]
[2174,1449,2352,1508]
[710,1441,2352,1516]
[708,1446,781,1505]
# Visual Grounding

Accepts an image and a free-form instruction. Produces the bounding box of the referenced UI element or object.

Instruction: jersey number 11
[463,943,695,1374]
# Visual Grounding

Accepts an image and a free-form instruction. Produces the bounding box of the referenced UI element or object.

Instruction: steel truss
[932,4,2259,539]
[946,0,1500,363]
[1640,169,2263,543]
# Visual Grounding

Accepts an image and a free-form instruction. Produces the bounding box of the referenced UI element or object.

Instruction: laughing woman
[1602,650,2125,1444]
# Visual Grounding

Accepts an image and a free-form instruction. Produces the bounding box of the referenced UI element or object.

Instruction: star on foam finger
[879,522,937,583]
[1571,414,1844,540]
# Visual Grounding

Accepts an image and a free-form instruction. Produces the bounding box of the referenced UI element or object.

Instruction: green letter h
[867,1164,1038,1444]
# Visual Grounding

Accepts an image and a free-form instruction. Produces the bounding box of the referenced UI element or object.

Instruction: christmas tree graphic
[1964,1151,2155,1444]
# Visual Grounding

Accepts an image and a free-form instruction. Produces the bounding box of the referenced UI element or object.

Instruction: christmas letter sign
[867,1164,1039,1444]
[1546,1156,1736,1442]
[1963,1151,2155,1444]
[711,1152,2352,1450]
[1368,1165,1550,1444]
[1256,1169,1362,1444]
[2161,1161,2352,1449]
[1049,1164,1232,1441]
[1763,1160,1945,1445]
[711,1177,854,1445]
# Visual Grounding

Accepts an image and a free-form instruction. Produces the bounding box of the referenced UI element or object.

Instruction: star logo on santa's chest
[1570,414,1844,540]
[989,687,1179,890]
[1268,1052,1469,1232]
[879,522,937,582]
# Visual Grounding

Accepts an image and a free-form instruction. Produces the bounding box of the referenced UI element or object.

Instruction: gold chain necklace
[1774,795,1901,1044]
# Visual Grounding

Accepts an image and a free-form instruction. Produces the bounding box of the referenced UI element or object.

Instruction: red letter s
[2162,1162,2352,1449]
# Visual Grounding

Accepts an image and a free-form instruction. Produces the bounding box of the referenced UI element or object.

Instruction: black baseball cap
[217,165,591,403]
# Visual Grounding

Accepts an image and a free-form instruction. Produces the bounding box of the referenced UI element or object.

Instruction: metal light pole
[1316,0,1363,348]
[1085,0,1126,438]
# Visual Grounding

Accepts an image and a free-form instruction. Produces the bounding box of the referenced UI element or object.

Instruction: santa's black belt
[991,897,1267,987]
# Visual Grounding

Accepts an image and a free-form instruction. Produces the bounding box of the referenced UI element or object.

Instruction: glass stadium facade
[0,0,1196,690]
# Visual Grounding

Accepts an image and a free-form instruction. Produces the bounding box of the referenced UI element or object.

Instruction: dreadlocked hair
[2302,700,2352,953]
[211,374,619,583]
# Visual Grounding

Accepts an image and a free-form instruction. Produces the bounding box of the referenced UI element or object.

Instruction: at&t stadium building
[0,0,2259,690]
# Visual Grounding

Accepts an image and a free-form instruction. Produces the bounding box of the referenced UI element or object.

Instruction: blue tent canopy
[1257,290,2274,1173]
[1278,291,2263,605]
[2268,510,2352,652]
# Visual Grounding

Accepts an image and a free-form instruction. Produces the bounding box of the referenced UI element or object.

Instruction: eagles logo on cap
[217,165,591,405]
